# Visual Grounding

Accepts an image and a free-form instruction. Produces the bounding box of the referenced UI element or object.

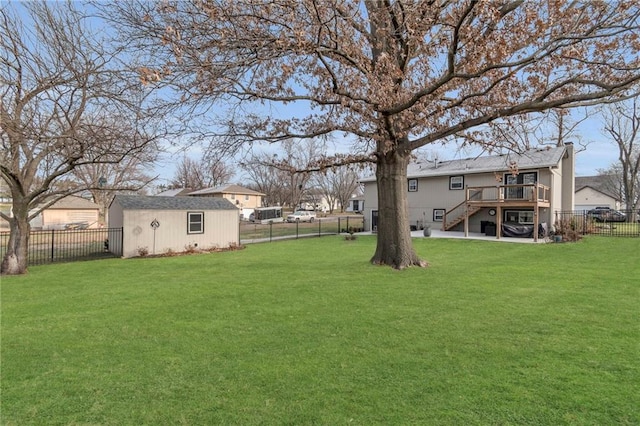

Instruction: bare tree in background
[0,1,165,275]
[601,97,640,213]
[240,155,288,207]
[72,154,157,225]
[108,1,640,269]
[275,140,326,209]
[459,109,593,160]
[313,166,362,213]
[242,140,325,208]
[170,156,234,190]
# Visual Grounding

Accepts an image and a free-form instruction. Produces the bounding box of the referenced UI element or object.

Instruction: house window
[230,194,236,200]
[352,200,360,211]
[504,171,537,199]
[449,176,464,190]
[408,179,418,192]
[187,211,204,234]
[433,209,445,222]
[505,210,534,224]
[244,195,249,201]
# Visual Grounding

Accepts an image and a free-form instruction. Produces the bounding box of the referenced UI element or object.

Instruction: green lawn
[1,236,638,425]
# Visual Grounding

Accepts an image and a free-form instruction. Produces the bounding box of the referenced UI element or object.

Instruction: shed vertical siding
[121,209,239,258]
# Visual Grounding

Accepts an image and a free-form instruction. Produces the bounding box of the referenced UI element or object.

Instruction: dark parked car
[587,208,627,223]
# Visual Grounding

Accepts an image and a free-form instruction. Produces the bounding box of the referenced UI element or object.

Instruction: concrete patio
[409,228,548,244]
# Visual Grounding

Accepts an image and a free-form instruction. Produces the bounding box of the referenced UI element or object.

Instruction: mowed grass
[1,236,638,425]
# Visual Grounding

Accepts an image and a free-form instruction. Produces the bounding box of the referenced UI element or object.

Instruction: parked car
[587,208,627,223]
[286,210,316,223]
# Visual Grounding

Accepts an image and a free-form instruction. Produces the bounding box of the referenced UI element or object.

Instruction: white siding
[119,208,238,258]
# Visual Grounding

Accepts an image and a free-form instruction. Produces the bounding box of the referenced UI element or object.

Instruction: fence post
[346,216,350,232]
[269,221,273,242]
[50,229,55,262]
[296,220,299,239]
[119,227,124,256]
[318,218,321,237]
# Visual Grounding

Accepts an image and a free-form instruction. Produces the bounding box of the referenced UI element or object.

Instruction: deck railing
[443,183,551,231]
[466,183,550,204]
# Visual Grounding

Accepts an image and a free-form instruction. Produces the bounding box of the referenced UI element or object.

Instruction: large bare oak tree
[108,0,640,269]
[0,1,164,275]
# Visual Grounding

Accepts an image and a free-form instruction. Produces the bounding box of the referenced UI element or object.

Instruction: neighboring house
[108,195,239,258]
[37,196,100,230]
[574,175,621,211]
[300,189,340,212]
[360,144,575,240]
[346,195,365,213]
[187,184,264,208]
[186,184,265,220]
[1,195,100,230]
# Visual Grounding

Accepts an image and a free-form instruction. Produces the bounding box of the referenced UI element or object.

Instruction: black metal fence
[554,210,640,238]
[0,228,123,266]
[240,216,365,244]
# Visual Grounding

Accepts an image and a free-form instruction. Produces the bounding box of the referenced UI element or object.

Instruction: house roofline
[360,146,566,183]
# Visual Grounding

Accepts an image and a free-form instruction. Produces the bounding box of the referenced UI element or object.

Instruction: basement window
[187,211,204,234]
[408,179,418,192]
[505,210,534,225]
[433,209,445,222]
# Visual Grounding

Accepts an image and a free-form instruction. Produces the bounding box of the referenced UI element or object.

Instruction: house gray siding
[361,146,574,234]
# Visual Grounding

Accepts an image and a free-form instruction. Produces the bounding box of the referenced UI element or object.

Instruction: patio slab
[410,228,547,243]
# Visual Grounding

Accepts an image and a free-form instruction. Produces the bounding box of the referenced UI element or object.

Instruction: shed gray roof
[113,195,238,211]
[360,146,567,182]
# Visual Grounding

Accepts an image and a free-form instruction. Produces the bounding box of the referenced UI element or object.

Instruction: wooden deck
[443,183,550,242]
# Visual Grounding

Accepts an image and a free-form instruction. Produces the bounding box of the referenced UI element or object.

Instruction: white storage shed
[108,195,239,258]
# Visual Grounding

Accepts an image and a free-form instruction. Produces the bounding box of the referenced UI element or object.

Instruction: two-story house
[360,144,575,241]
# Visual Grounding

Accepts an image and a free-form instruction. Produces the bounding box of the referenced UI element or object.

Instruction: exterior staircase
[443,203,482,230]
[443,188,484,231]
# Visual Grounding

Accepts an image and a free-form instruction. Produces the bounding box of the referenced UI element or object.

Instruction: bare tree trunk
[1,212,30,275]
[370,150,427,269]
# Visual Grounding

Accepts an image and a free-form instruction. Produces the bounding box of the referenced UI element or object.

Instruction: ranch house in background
[574,175,622,211]
[0,195,100,230]
[108,195,240,258]
[360,144,575,241]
